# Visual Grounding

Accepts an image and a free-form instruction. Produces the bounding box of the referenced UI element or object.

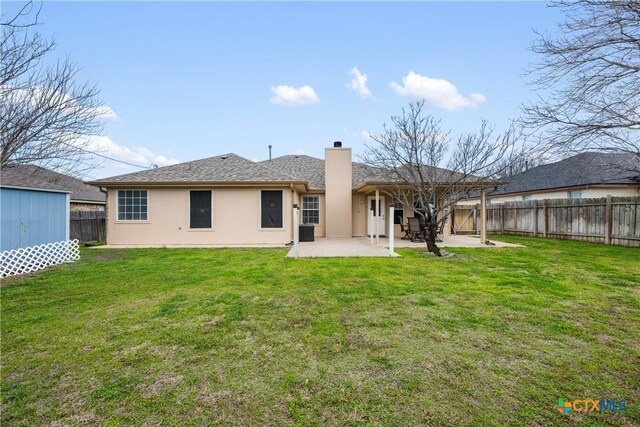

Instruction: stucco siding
[352,193,366,237]
[106,187,293,246]
[325,148,352,237]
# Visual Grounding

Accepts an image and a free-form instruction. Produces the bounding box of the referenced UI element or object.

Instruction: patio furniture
[408,218,425,242]
[400,223,411,240]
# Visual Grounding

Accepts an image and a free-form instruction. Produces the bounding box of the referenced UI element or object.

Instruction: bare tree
[1,1,107,176]
[492,150,548,179]
[520,0,640,166]
[361,101,520,256]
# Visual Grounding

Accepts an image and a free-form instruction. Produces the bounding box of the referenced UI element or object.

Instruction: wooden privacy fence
[70,211,106,242]
[452,196,640,248]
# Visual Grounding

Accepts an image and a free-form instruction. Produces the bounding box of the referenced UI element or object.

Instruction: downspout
[100,187,108,244]
[290,183,296,243]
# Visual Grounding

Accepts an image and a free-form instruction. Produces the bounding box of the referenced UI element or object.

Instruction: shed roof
[0,165,104,201]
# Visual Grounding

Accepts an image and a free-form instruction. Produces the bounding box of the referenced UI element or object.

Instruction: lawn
[1,236,639,426]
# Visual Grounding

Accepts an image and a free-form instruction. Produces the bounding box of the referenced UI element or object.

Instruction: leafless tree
[492,150,548,179]
[361,101,520,256]
[520,0,640,167]
[1,1,107,176]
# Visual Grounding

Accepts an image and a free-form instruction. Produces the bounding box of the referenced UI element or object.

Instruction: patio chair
[400,222,411,240]
[408,218,425,242]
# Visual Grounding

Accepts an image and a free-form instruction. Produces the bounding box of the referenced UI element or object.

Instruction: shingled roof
[89,153,303,185]
[259,154,390,189]
[88,151,484,189]
[0,165,105,203]
[488,152,640,196]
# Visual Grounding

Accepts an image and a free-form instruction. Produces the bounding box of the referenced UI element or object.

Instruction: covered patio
[288,190,503,258]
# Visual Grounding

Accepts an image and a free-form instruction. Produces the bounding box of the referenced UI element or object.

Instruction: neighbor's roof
[0,165,105,202]
[488,152,640,196]
[260,154,391,189]
[89,153,303,186]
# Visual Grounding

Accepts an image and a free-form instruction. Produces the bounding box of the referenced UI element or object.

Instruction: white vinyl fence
[1,240,80,278]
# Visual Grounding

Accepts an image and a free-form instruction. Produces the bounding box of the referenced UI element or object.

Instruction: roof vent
[333,141,342,148]
[220,155,228,160]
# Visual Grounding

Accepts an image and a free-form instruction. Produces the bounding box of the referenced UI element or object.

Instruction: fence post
[543,200,548,238]
[369,209,374,245]
[533,200,538,237]
[500,204,505,234]
[605,195,613,245]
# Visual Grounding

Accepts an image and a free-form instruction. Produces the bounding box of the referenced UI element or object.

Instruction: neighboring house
[88,142,460,246]
[458,152,640,205]
[0,170,71,251]
[0,165,106,211]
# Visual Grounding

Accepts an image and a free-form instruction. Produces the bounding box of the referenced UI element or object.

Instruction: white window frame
[568,190,583,199]
[116,189,149,222]
[301,195,320,225]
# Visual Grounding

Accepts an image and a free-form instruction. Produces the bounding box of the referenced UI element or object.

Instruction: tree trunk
[424,214,442,257]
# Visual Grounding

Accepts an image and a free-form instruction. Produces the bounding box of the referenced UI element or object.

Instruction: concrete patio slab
[286,235,521,258]
[286,237,400,258]
[389,235,523,249]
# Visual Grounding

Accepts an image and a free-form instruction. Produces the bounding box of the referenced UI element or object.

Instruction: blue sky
[4,1,563,178]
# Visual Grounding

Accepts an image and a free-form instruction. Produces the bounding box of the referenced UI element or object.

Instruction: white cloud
[294,149,305,155]
[2,84,118,120]
[84,135,179,168]
[270,85,319,106]
[360,130,372,140]
[390,71,486,111]
[347,67,373,99]
[93,105,117,120]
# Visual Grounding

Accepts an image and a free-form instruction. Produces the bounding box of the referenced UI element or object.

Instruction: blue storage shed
[1,169,71,252]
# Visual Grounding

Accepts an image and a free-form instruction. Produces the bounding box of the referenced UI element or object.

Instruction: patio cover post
[480,190,487,245]
[293,204,299,258]
[369,209,374,245]
[388,204,394,255]
[375,188,380,244]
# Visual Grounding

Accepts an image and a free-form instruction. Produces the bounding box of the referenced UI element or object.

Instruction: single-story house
[1,165,106,211]
[88,142,466,247]
[458,152,640,205]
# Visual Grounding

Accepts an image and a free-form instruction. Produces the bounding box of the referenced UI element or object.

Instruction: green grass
[1,236,639,426]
